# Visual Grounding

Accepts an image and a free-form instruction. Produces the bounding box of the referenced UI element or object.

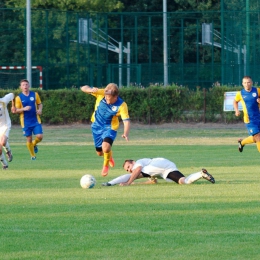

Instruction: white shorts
[0,125,10,138]
[139,158,178,180]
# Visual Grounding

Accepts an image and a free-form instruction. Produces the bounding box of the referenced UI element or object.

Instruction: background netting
[0,2,260,89]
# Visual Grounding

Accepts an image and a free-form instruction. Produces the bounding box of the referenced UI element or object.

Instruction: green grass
[1,124,260,259]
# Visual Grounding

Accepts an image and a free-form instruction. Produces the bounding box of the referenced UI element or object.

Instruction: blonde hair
[105,83,119,97]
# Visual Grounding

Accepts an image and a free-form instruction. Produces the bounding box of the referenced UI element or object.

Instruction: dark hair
[242,76,252,80]
[122,159,134,168]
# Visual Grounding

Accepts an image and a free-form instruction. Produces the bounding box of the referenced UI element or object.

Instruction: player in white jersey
[102,157,215,186]
[0,93,15,169]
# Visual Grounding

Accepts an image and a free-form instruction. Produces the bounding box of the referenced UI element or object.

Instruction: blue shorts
[23,124,43,137]
[246,121,260,136]
[91,124,117,149]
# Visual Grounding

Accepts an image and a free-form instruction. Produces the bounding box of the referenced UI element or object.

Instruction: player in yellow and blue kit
[81,83,130,176]
[233,76,260,152]
[13,79,43,160]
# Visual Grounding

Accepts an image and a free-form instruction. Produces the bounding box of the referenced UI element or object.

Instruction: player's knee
[254,134,260,142]
[37,135,43,141]
[96,151,103,156]
[95,147,103,156]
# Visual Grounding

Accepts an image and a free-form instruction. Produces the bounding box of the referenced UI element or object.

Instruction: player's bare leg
[254,133,260,152]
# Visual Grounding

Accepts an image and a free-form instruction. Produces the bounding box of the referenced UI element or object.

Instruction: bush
[1,84,243,125]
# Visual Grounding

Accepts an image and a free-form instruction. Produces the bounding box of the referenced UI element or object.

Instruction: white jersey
[0,93,14,128]
[133,158,178,180]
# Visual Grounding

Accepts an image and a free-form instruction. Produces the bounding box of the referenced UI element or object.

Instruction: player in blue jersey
[13,79,43,160]
[233,76,260,152]
[81,83,130,176]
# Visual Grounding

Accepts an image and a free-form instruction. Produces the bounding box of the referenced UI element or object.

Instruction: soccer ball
[80,174,96,189]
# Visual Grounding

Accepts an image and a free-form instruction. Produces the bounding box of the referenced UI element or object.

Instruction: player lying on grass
[102,157,215,186]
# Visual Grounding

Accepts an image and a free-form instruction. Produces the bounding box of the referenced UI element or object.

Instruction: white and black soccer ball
[80,174,96,189]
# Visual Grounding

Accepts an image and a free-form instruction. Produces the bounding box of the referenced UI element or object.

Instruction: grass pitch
[1,123,260,259]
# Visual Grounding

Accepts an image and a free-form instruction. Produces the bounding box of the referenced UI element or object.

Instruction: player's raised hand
[91,87,99,93]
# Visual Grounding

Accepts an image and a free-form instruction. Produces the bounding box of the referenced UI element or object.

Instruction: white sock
[184,171,202,184]
[0,153,8,166]
[3,141,10,153]
[109,174,132,185]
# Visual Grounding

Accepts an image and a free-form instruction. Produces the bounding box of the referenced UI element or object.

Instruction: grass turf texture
[1,124,260,259]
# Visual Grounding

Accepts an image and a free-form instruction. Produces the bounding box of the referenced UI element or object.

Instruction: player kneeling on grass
[102,157,215,186]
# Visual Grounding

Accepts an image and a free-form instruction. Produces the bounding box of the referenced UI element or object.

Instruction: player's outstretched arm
[120,166,141,186]
[80,85,98,93]
[122,120,130,141]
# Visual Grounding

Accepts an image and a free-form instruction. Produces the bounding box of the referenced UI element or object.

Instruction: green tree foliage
[120,0,220,12]
[5,0,124,12]
[0,7,25,64]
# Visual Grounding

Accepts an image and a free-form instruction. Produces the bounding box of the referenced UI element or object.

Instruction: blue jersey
[235,87,260,123]
[91,89,130,131]
[15,91,42,127]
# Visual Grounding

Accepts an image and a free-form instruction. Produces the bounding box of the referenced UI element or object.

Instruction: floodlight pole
[163,0,168,87]
[246,0,250,75]
[26,0,32,85]
[127,42,131,87]
[119,42,122,88]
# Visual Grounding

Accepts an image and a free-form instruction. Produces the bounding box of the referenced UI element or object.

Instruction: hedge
[1,85,243,125]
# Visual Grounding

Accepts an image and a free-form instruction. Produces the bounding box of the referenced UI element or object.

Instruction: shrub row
[1,85,243,125]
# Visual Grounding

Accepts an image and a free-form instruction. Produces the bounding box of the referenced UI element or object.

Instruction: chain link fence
[0,4,260,89]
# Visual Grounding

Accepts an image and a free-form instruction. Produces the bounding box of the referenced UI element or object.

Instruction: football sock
[184,171,202,184]
[0,153,7,166]
[3,141,11,153]
[32,137,41,147]
[103,151,112,167]
[109,174,131,185]
[256,142,260,152]
[241,136,254,146]
[27,142,35,157]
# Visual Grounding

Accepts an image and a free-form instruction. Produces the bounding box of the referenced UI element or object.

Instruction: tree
[120,0,220,12]
[5,0,124,12]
